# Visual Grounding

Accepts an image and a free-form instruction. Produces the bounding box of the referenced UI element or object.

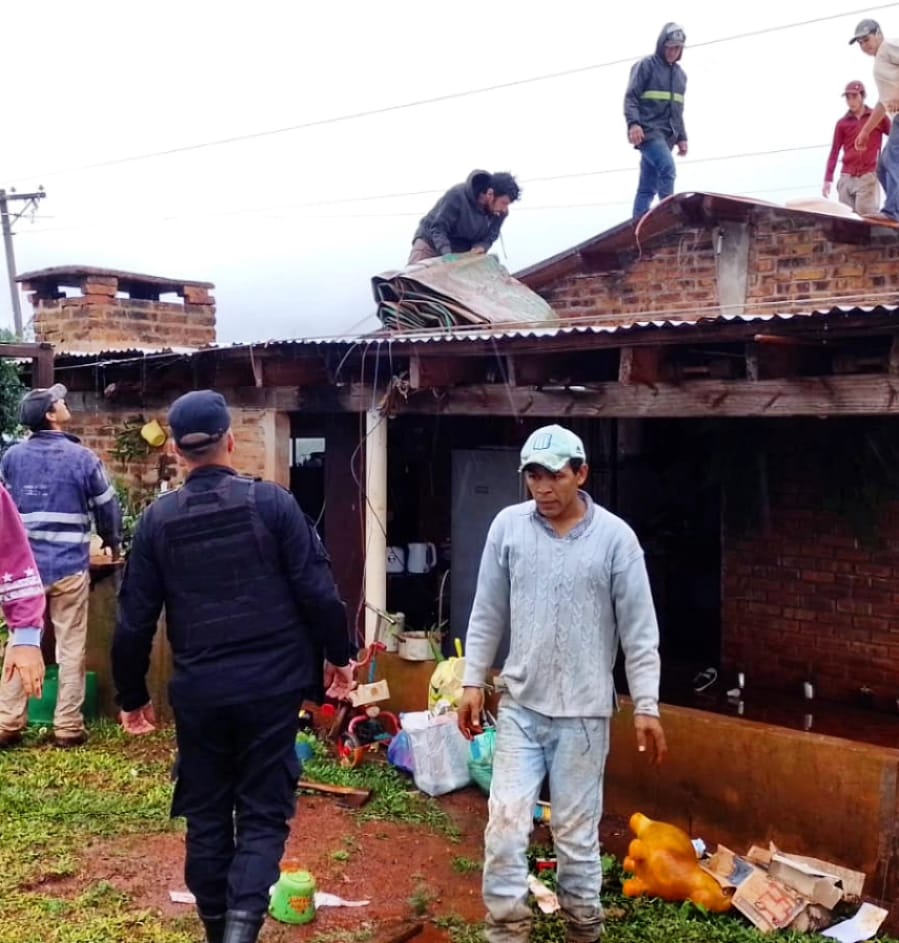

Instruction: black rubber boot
[222,910,265,943]
[199,912,225,943]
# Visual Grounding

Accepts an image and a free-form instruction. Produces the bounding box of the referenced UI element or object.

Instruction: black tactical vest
[151,474,314,706]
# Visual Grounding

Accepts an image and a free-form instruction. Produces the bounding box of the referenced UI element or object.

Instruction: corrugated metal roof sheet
[54,345,202,362]
[46,303,899,369]
[243,303,899,347]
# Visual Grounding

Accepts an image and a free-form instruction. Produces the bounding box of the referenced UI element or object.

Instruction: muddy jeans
[483,696,609,943]
[836,172,880,217]
[0,570,90,737]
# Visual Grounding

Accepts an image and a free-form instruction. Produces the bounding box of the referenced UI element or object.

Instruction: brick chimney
[17,265,216,354]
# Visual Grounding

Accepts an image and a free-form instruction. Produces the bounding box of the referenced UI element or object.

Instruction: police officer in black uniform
[112,390,354,943]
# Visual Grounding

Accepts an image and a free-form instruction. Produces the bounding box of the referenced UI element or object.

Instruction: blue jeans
[881,116,899,219]
[483,697,610,943]
[633,137,676,218]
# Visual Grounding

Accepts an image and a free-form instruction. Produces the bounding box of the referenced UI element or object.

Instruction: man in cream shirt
[852,18,899,220]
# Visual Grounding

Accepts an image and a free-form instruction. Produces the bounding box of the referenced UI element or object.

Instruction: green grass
[435,853,899,943]
[0,722,191,943]
[0,724,459,943]
[302,753,460,839]
[5,726,898,943]
[451,855,482,875]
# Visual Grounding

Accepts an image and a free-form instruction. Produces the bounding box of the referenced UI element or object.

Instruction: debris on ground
[702,839,876,936]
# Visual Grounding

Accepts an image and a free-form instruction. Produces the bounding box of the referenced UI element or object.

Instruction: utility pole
[0,187,46,337]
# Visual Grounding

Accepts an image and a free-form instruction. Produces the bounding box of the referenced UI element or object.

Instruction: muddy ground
[47,784,632,943]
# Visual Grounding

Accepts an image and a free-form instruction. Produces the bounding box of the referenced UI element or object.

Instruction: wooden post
[364,408,388,645]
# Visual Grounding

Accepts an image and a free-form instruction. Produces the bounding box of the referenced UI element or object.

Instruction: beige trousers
[837,172,880,217]
[0,570,90,737]
[407,239,440,264]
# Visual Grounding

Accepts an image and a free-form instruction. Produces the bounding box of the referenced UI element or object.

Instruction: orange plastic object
[621,813,732,912]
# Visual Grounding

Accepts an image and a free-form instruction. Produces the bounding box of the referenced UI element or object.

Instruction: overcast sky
[2,1,895,344]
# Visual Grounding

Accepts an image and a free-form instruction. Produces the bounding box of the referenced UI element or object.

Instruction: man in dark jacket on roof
[408,169,521,264]
[624,23,688,219]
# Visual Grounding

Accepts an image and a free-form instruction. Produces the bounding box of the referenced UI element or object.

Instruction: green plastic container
[27,666,99,725]
[269,868,316,925]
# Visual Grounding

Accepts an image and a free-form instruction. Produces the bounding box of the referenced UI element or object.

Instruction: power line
[12,182,824,236]
[11,142,831,238]
[7,4,895,184]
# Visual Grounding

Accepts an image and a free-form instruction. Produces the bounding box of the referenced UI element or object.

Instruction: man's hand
[457,686,485,740]
[120,703,156,736]
[634,714,667,766]
[823,181,832,198]
[677,140,688,157]
[4,645,44,698]
[471,245,488,255]
[324,661,356,701]
[855,130,870,152]
[628,125,645,147]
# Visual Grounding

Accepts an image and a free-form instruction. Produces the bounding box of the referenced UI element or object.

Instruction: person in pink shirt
[0,481,45,740]
[823,80,892,216]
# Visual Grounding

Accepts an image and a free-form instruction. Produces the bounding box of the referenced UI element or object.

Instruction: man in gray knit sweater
[458,424,666,943]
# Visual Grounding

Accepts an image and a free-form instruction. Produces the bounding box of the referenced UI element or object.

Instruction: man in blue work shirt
[0,383,121,748]
[112,390,355,943]
[624,23,688,218]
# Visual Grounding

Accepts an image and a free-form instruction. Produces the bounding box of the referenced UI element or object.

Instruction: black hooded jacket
[412,169,506,255]
[624,23,688,147]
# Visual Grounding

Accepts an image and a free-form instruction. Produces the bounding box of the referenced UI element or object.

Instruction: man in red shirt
[823,80,891,216]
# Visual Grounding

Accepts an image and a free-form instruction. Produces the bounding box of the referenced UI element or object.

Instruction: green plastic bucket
[27,666,99,725]
[269,868,316,924]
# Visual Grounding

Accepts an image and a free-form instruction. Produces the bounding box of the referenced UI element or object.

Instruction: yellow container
[140,419,167,448]
[269,867,316,925]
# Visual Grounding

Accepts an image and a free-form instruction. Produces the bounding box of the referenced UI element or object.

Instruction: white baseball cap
[519,424,587,472]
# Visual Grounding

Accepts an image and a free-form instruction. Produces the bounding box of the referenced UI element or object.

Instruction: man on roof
[824,81,891,216]
[407,170,521,264]
[624,23,688,220]
[851,19,899,220]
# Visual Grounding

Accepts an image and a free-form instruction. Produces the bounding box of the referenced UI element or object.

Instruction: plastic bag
[386,729,415,774]
[468,726,496,795]
[428,657,466,714]
[402,710,472,797]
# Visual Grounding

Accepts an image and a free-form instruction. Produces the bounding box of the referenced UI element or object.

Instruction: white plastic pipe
[364,408,388,646]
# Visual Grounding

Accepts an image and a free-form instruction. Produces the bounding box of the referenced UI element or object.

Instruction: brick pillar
[18,265,216,353]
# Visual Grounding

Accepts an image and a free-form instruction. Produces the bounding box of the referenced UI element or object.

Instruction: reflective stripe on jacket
[0,431,121,585]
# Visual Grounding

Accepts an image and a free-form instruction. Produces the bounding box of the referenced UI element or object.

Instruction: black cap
[19,383,67,430]
[849,18,880,44]
[168,390,231,451]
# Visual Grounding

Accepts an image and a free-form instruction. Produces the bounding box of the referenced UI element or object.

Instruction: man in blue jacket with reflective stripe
[0,383,121,748]
[624,23,688,218]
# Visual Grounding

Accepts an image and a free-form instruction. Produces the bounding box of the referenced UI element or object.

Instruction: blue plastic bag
[387,729,415,774]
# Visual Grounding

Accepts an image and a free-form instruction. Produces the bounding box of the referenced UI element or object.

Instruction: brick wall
[541,207,899,320]
[67,400,290,500]
[541,229,718,319]
[747,212,899,309]
[722,420,899,707]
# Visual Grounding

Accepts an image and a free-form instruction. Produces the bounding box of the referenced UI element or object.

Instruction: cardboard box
[732,868,807,933]
[702,846,807,933]
[773,850,865,903]
[769,855,844,910]
[349,680,390,707]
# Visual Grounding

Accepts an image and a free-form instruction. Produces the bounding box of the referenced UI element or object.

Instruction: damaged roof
[515,191,899,291]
